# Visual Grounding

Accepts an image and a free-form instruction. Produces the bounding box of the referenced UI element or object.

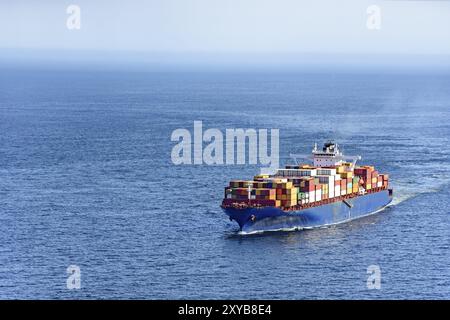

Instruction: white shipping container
[316,189,322,202]
[309,191,315,202]
[377,181,382,187]
[341,189,347,196]
[329,186,335,198]
[335,185,341,196]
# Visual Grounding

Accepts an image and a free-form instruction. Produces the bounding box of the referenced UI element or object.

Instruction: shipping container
[315,189,322,202]
[335,185,341,197]
[336,165,346,174]
[329,186,335,198]
[340,171,354,179]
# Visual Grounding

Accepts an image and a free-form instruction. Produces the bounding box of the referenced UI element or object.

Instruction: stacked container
[224,163,390,208]
[298,177,316,204]
[274,181,298,207]
[354,166,373,190]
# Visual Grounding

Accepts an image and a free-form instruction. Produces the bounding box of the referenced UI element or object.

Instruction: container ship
[221,142,393,233]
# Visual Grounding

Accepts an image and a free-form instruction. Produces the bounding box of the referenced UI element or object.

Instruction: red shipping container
[354,168,371,181]
[300,185,313,192]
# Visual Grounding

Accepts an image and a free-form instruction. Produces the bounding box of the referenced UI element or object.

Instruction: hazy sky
[1,0,450,68]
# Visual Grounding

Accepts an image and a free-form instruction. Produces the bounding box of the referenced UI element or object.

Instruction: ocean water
[0,69,449,299]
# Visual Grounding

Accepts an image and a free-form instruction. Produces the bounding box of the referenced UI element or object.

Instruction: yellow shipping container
[340,172,353,179]
[372,177,377,184]
[336,166,345,174]
[286,194,295,200]
[285,188,298,195]
[366,184,372,190]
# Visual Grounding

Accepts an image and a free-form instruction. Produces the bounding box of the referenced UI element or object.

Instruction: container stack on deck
[223,163,389,209]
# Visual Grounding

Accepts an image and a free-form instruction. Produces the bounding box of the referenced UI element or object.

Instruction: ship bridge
[290,141,362,169]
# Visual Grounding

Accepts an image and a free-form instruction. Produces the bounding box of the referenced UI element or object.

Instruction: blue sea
[0,69,449,299]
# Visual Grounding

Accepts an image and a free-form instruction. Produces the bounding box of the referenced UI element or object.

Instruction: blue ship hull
[223,190,393,233]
